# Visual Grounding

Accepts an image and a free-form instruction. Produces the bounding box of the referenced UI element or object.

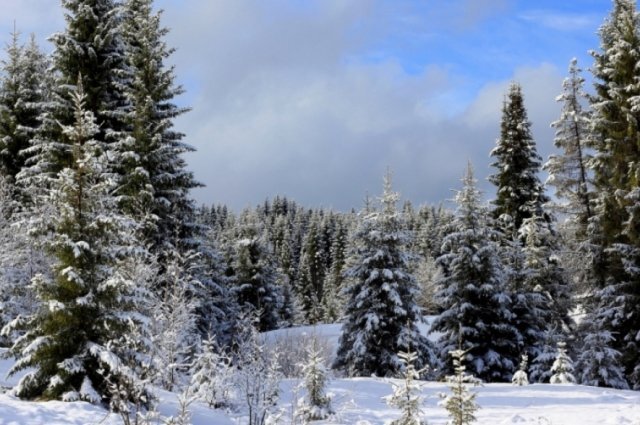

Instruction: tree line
[0,0,639,421]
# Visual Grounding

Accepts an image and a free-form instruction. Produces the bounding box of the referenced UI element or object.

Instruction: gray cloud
[0,0,573,211]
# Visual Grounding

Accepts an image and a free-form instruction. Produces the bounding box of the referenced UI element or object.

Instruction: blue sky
[0,0,614,210]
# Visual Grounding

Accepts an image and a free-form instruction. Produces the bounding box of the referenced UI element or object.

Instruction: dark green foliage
[120,0,200,252]
[586,0,640,387]
[432,164,518,382]
[6,84,148,403]
[0,33,48,184]
[489,83,548,235]
[333,173,434,378]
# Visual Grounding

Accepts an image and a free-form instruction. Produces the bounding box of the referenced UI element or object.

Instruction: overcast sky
[0,0,612,211]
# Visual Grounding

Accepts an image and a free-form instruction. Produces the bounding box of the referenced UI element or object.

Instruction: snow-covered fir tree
[4,82,150,403]
[489,82,549,235]
[296,213,328,324]
[442,349,480,425]
[549,342,576,384]
[575,322,629,389]
[120,0,199,253]
[190,334,235,409]
[528,328,562,384]
[333,172,434,378]
[0,31,48,187]
[299,338,333,421]
[232,314,282,425]
[322,219,347,322]
[149,250,199,392]
[511,355,529,386]
[431,163,518,382]
[499,216,546,370]
[544,58,593,235]
[0,175,44,346]
[21,0,130,192]
[586,0,640,388]
[518,214,572,365]
[230,210,282,332]
[386,350,427,425]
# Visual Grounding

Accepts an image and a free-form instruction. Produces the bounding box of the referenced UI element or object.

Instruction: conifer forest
[2,1,640,424]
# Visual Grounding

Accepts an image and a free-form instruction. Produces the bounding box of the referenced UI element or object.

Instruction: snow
[3,325,640,425]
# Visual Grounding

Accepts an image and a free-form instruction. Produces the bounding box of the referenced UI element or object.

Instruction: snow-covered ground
[2,323,640,425]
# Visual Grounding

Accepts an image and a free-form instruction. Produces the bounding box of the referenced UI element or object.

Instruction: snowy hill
[2,324,640,425]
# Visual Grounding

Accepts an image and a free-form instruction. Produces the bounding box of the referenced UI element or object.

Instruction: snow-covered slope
[2,324,640,425]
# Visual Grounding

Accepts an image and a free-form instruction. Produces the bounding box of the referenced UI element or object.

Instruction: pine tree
[528,328,562,384]
[442,349,480,425]
[5,82,150,403]
[322,220,348,322]
[0,175,44,346]
[233,315,282,425]
[190,334,235,409]
[299,338,333,421]
[0,31,48,185]
[544,58,593,234]
[296,213,327,323]
[431,163,518,382]
[549,342,576,384]
[333,172,434,378]
[517,215,572,352]
[576,322,629,389]
[586,0,640,388]
[149,250,198,392]
[37,0,129,172]
[511,355,529,386]
[489,82,549,234]
[230,210,281,332]
[120,0,199,252]
[386,350,428,425]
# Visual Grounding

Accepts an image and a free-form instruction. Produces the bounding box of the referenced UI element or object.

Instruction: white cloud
[519,10,598,31]
[0,0,573,210]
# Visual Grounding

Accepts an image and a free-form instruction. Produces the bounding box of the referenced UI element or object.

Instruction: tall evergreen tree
[4,83,150,403]
[0,32,48,186]
[545,58,593,232]
[322,220,348,322]
[333,172,433,378]
[230,211,281,332]
[120,0,199,252]
[432,163,518,382]
[587,0,640,387]
[296,212,327,323]
[18,0,130,197]
[518,215,573,381]
[489,83,548,235]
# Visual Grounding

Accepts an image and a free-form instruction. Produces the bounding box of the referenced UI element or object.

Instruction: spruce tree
[333,172,433,377]
[431,163,518,382]
[120,0,199,252]
[0,31,48,185]
[442,349,480,425]
[489,82,548,234]
[511,355,529,386]
[299,339,333,421]
[5,82,150,403]
[544,58,594,298]
[386,350,427,425]
[587,0,640,387]
[322,220,348,322]
[544,58,593,233]
[549,342,576,384]
[575,321,628,389]
[296,212,327,323]
[518,214,572,356]
[230,210,281,332]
